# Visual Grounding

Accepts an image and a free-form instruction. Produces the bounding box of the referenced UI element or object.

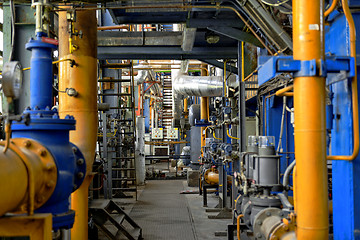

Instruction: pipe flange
[250,195,282,208]
[12,138,57,211]
[269,217,296,240]
[253,208,282,240]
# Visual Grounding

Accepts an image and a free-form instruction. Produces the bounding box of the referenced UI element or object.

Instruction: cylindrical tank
[252,136,280,186]
[135,116,145,185]
[244,136,259,179]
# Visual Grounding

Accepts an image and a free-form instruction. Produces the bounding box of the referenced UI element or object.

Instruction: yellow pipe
[275,85,294,97]
[293,0,329,238]
[237,214,244,240]
[205,171,232,185]
[58,9,98,240]
[0,138,57,217]
[212,131,222,140]
[226,129,240,140]
[327,0,359,161]
[324,0,339,17]
[200,64,209,156]
[200,97,208,156]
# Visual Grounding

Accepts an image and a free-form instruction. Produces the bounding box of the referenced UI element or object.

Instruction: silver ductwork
[173,74,223,97]
[134,63,160,96]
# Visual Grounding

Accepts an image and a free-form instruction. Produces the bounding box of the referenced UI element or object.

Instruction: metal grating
[129,180,196,240]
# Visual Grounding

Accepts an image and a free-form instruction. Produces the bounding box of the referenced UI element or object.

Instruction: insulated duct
[173,74,223,97]
[134,62,160,96]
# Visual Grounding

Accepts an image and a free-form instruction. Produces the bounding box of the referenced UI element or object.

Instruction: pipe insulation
[173,74,223,97]
[134,63,160,96]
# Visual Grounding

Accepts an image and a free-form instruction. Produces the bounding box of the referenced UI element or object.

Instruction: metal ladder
[98,61,137,199]
[89,200,142,240]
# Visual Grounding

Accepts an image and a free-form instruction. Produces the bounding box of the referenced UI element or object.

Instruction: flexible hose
[283,160,296,188]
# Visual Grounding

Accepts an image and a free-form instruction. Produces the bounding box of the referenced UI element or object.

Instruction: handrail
[327,0,359,161]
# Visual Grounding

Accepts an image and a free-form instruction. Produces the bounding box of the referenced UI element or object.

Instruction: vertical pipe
[293,0,328,239]
[58,9,97,240]
[28,39,54,109]
[200,64,208,156]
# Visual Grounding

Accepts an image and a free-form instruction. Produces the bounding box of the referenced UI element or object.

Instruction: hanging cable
[277,96,287,153]
[9,0,15,62]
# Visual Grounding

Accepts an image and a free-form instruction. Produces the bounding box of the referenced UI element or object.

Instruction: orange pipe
[200,65,208,156]
[58,9,98,240]
[200,97,208,156]
[275,85,294,97]
[327,0,359,161]
[0,138,57,217]
[293,0,328,239]
[206,171,232,185]
[97,25,129,30]
[237,214,244,240]
[324,0,339,17]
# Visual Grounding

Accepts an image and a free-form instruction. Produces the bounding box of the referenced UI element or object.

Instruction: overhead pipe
[56,4,273,54]
[134,62,160,96]
[293,0,328,239]
[58,9,98,240]
[173,75,223,97]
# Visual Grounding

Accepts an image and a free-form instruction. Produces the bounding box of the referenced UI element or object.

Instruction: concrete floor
[99,180,233,240]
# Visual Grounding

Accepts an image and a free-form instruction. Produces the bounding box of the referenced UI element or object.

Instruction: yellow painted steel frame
[58,9,98,240]
[293,0,329,239]
[0,213,52,240]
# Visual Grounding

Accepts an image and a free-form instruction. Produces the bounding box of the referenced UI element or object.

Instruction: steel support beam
[199,59,238,74]
[98,31,183,46]
[98,46,237,60]
[208,26,263,48]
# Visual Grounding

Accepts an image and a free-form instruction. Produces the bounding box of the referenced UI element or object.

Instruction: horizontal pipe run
[0,138,57,217]
[275,85,294,97]
[173,75,223,97]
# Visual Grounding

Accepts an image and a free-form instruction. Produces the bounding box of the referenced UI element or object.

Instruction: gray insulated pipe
[135,64,160,95]
[173,74,223,97]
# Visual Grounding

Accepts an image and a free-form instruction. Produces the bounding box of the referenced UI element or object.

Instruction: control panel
[152,128,164,139]
[167,128,179,139]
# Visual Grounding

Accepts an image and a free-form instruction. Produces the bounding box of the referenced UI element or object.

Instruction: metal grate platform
[129,180,196,240]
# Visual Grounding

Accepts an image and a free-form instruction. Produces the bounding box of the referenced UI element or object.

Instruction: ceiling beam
[98,46,238,60]
[199,59,238,74]
[207,26,263,47]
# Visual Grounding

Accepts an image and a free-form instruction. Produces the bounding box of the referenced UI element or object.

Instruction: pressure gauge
[2,61,23,99]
